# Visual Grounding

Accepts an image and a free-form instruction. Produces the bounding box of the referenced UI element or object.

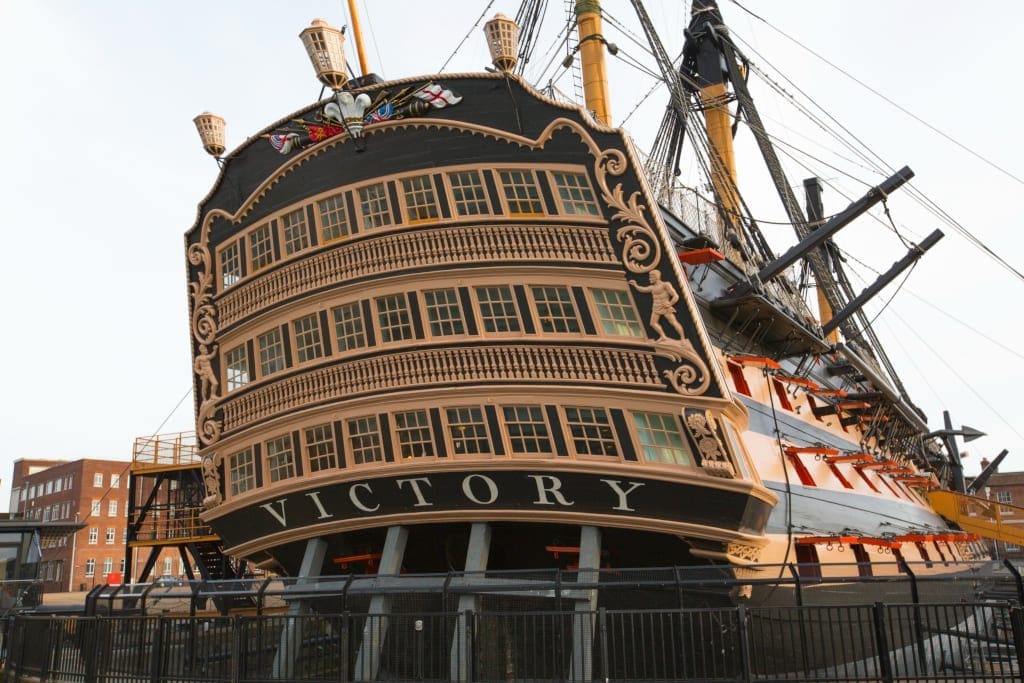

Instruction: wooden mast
[347,0,370,77]
[573,0,612,125]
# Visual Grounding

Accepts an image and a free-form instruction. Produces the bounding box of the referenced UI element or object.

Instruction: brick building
[9,458,181,593]
[968,458,1024,560]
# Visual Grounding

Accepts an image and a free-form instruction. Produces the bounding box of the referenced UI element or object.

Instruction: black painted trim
[345,190,360,235]
[332,420,346,469]
[536,170,558,215]
[318,310,332,358]
[432,173,450,219]
[292,430,303,477]
[458,287,478,335]
[545,405,568,456]
[407,292,424,340]
[379,413,394,463]
[482,170,502,214]
[610,409,637,462]
[429,408,447,458]
[253,443,263,488]
[280,323,293,369]
[306,204,319,247]
[572,286,596,335]
[386,181,401,225]
[513,285,536,334]
[360,299,376,347]
[484,405,505,456]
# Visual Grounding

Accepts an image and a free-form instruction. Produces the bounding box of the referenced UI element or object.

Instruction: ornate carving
[727,542,763,563]
[201,453,223,508]
[684,410,736,479]
[590,146,714,398]
[193,343,219,404]
[630,271,685,341]
[189,221,225,446]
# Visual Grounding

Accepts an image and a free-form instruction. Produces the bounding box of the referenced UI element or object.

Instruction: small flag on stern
[414,83,463,108]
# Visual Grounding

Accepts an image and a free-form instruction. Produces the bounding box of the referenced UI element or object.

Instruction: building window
[550,171,601,216]
[224,344,250,391]
[228,448,256,496]
[531,286,581,333]
[55,478,63,493]
[565,407,618,456]
[91,500,101,515]
[110,474,120,489]
[395,410,435,458]
[375,294,414,343]
[85,559,95,577]
[293,313,325,363]
[498,169,544,215]
[220,241,242,288]
[318,193,350,242]
[997,490,1013,504]
[94,473,104,487]
[102,557,113,576]
[633,412,692,465]
[163,558,173,575]
[105,528,115,545]
[248,223,275,272]
[280,207,310,255]
[333,302,367,351]
[401,175,439,222]
[108,500,118,517]
[357,182,392,229]
[476,286,521,333]
[423,288,465,336]
[503,406,553,455]
[88,528,98,545]
[592,289,643,336]
[45,481,53,495]
[304,423,338,473]
[447,407,491,456]
[258,328,286,377]
[348,415,383,464]
[266,435,296,483]
[448,170,489,216]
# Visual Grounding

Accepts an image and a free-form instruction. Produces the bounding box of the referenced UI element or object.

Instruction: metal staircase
[929,490,1024,547]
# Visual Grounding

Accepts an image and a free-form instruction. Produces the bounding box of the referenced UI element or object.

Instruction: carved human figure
[630,270,687,341]
[201,454,222,506]
[194,344,219,401]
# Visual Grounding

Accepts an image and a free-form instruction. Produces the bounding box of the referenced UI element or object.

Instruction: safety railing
[132,431,200,470]
[2,601,1021,682]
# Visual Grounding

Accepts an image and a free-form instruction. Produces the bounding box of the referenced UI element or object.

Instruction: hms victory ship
[181,0,1013,606]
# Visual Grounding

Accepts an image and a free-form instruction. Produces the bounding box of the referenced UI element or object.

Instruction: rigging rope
[726,0,1024,187]
[437,0,497,73]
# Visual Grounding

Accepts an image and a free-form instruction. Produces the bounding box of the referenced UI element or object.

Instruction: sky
[1,1,1022,511]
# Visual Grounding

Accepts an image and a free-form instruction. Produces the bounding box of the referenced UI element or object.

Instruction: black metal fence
[3,600,1022,682]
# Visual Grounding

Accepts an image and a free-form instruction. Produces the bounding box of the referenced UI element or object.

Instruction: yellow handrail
[928,489,1024,546]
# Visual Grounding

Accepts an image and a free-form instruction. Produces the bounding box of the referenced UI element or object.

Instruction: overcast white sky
[1,1,1021,510]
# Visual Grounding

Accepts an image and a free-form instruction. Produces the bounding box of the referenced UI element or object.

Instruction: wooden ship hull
[183,4,994,605]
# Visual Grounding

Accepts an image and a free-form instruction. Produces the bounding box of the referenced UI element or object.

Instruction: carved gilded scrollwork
[594,149,661,274]
[188,223,224,446]
[201,453,222,508]
[592,147,712,396]
[684,410,736,479]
